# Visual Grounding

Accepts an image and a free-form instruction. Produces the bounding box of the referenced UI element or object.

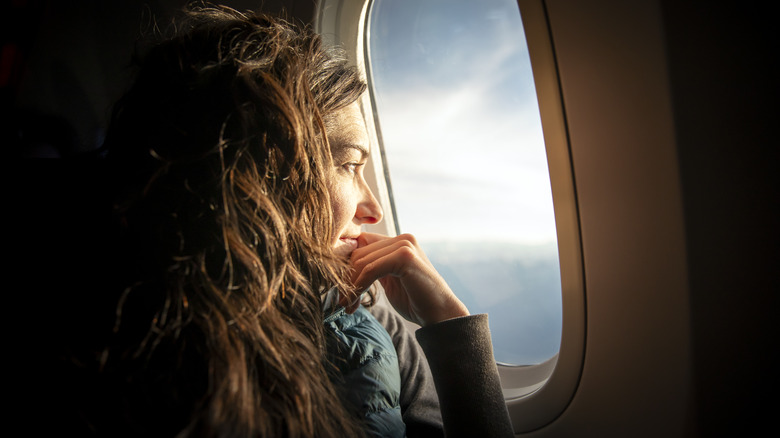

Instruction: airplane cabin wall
[523,0,776,436]
[524,1,692,436]
[661,0,776,435]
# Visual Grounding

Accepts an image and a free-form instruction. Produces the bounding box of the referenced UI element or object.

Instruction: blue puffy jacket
[325,303,406,438]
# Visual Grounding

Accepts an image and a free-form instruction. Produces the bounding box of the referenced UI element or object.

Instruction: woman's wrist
[421,299,470,327]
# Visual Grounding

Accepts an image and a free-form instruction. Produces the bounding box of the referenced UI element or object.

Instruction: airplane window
[366,0,562,365]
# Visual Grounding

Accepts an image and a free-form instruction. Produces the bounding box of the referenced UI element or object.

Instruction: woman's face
[326,102,383,257]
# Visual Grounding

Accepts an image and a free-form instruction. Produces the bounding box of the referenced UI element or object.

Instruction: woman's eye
[342,162,361,174]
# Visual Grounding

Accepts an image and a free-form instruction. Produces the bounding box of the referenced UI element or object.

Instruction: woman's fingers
[351,233,431,275]
[355,231,390,247]
[349,232,469,326]
[354,232,423,254]
[351,239,416,284]
[337,233,400,312]
[351,241,417,291]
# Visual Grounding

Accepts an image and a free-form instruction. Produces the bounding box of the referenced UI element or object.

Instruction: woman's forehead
[327,103,369,154]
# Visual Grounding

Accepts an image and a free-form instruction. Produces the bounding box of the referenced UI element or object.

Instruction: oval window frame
[315,0,585,431]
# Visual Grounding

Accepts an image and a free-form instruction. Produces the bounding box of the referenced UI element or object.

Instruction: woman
[88,5,512,437]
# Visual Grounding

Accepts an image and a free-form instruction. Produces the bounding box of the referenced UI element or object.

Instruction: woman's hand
[345,232,469,327]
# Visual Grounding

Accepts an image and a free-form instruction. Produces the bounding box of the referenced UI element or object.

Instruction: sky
[368,0,557,245]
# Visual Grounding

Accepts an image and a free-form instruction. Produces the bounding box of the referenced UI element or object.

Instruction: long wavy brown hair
[99,5,367,437]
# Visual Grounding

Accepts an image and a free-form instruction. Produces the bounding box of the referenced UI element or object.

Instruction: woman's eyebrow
[338,143,369,159]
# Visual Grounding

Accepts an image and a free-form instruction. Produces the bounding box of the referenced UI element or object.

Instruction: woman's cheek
[328,180,353,233]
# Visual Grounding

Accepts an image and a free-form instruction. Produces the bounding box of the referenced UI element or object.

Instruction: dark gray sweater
[370,300,514,438]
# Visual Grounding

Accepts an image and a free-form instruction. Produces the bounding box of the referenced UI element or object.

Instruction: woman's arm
[350,233,514,437]
[416,314,514,438]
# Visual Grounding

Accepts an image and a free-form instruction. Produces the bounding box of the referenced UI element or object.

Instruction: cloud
[367,0,557,244]
[372,79,556,243]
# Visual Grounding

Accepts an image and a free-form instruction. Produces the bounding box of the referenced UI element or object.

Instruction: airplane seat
[21,153,113,290]
[12,152,118,431]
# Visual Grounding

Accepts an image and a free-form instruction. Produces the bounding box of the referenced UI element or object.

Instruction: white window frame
[315,0,585,432]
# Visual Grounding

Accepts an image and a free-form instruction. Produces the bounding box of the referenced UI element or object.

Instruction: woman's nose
[356,185,383,225]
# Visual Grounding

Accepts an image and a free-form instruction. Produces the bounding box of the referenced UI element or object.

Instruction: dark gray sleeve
[369,300,445,438]
[416,314,514,438]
